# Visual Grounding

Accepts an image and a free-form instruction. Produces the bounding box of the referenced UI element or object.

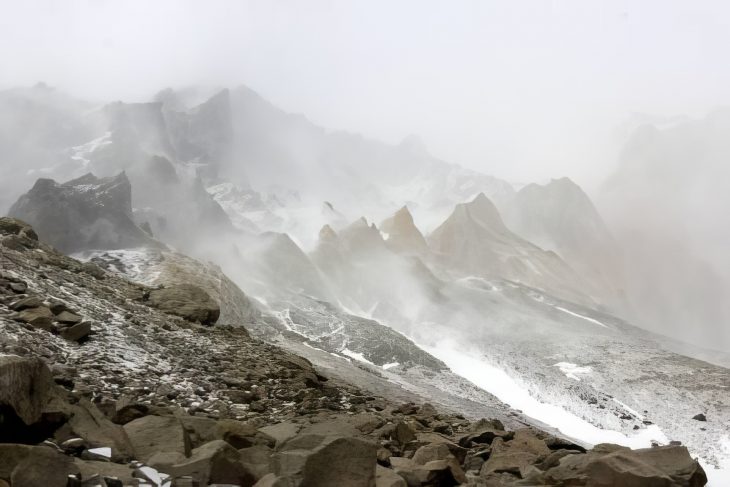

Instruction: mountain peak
[380,205,428,256]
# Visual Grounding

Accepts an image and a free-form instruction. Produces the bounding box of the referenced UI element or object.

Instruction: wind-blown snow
[341,348,375,366]
[553,362,592,381]
[554,306,610,328]
[420,340,668,449]
[701,437,730,487]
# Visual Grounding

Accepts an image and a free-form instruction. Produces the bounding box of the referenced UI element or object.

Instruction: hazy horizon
[5,0,730,190]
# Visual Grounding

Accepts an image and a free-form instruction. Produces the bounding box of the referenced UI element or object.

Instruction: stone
[123,415,191,463]
[693,413,707,422]
[275,435,377,487]
[0,355,55,424]
[543,444,707,487]
[391,421,416,446]
[0,444,37,480]
[9,296,42,311]
[239,445,274,482]
[55,310,83,324]
[375,465,407,487]
[65,400,136,462]
[412,443,452,465]
[180,416,275,449]
[147,451,187,470]
[10,446,78,487]
[16,306,54,330]
[258,422,302,447]
[60,321,92,342]
[74,458,134,485]
[147,284,220,325]
[166,440,255,486]
[0,217,38,241]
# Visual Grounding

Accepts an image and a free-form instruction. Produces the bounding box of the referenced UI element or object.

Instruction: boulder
[0,355,55,424]
[10,446,78,487]
[274,434,377,487]
[0,444,37,480]
[180,416,275,449]
[390,455,466,486]
[16,306,54,330]
[543,444,707,487]
[55,310,83,324]
[0,217,38,241]
[123,415,190,463]
[239,445,274,482]
[73,459,135,486]
[258,422,302,446]
[147,284,220,325]
[165,440,255,486]
[375,465,407,487]
[64,400,136,463]
[60,321,92,342]
[692,413,707,422]
[9,296,42,311]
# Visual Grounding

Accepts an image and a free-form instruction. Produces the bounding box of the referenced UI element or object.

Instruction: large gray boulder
[0,356,55,425]
[273,434,377,487]
[123,415,190,463]
[543,444,707,487]
[164,439,255,487]
[147,284,220,325]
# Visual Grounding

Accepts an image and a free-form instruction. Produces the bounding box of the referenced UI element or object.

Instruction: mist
[2,2,730,484]
[4,0,730,187]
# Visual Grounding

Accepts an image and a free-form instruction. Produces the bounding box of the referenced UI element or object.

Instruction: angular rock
[9,296,42,311]
[375,465,407,487]
[165,439,254,486]
[239,445,274,482]
[258,422,302,446]
[0,355,55,424]
[147,284,220,325]
[10,446,78,487]
[123,415,190,463]
[55,310,83,324]
[60,321,92,342]
[65,400,136,462]
[543,444,707,487]
[275,435,377,487]
[73,459,135,486]
[0,217,38,240]
[16,306,54,330]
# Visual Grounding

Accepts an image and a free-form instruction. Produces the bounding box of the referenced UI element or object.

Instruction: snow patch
[420,340,669,449]
[553,362,592,381]
[341,348,375,366]
[554,306,610,328]
[382,362,400,370]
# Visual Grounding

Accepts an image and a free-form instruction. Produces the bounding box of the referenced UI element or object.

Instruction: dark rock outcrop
[8,173,159,253]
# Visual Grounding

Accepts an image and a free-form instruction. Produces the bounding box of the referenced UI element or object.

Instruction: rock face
[379,206,429,257]
[502,177,623,307]
[0,356,55,425]
[429,193,592,305]
[8,173,159,253]
[147,283,221,325]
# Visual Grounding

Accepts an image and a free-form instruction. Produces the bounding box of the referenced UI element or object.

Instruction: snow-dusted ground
[418,339,730,486]
[420,340,669,448]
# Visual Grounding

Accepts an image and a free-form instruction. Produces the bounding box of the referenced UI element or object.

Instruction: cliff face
[8,173,159,253]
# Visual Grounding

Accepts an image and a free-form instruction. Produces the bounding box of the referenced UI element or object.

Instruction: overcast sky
[3,0,730,188]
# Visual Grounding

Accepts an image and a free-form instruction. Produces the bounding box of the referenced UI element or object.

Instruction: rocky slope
[0,218,709,486]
